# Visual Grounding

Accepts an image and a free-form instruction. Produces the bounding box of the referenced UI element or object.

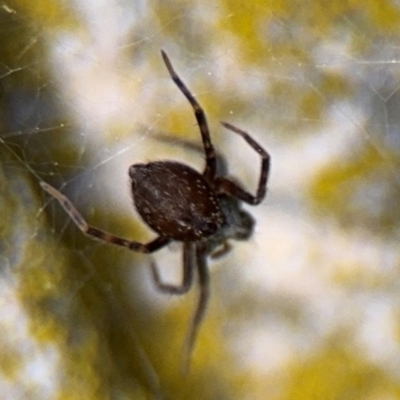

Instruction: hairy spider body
[130,161,224,241]
[40,50,270,373]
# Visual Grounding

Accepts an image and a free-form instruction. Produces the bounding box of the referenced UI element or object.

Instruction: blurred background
[1,1,400,399]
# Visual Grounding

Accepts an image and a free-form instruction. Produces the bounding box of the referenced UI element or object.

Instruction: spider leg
[151,130,229,177]
[150,242,195,294]
[182,244,210,373]
[210,241,232,259]
[40,181,170,253]
[216,122,270,205]
[161,50,217,181]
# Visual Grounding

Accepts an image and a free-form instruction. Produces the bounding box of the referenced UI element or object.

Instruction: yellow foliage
[283,342,400,399]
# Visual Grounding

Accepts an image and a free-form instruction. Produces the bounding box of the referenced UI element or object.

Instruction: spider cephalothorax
[41,50,270,372]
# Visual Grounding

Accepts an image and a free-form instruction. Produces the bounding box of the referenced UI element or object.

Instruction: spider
[40,50,270,371]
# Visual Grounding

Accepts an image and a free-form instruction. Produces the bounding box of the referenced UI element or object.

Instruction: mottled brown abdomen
[129,161,225,241]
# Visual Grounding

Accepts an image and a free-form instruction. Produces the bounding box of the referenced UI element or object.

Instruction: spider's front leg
[210,241,232,259]
[40,181,170,253]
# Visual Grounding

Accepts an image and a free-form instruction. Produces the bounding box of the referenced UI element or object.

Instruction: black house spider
[40,50,270,371]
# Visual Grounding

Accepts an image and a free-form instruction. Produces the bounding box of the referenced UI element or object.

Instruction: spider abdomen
[129,161,225,241]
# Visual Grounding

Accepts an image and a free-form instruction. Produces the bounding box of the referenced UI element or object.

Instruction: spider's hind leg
[151,130,229,177]
[161,50,217,181]
[181,244,210,374]
[150,242,195,295]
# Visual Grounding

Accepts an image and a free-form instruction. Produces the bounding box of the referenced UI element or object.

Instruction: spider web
[1,1,400,399]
